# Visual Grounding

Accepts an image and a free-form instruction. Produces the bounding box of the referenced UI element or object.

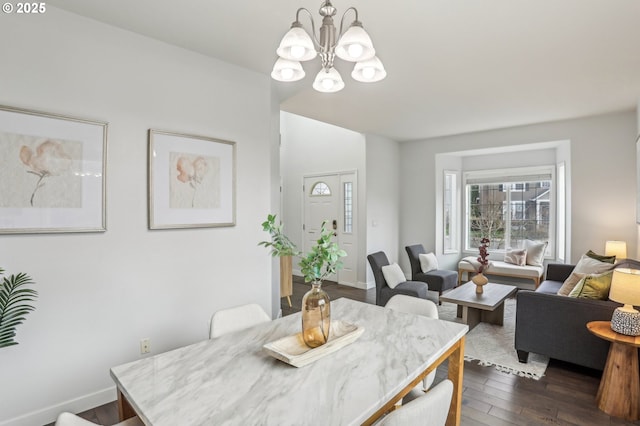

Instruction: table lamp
[609,268,640,336]
[605,240,627,260]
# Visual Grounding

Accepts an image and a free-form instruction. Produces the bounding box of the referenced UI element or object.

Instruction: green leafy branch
[0,267,37,348]
[299,221,347,283]
[258,214,300,257]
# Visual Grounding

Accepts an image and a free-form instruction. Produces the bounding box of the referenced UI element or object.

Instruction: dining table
[110,298,468,426]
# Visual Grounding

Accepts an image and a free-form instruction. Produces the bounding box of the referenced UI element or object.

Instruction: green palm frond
[0,270,37,348]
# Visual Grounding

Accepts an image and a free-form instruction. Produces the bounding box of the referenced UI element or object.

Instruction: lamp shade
[276,25,317,62]
[335,22,375,62]
[312,67,345,93]
[271,58,305,82]
[352,56,387,82]
[605,240,627,259]
[609,268,640,306]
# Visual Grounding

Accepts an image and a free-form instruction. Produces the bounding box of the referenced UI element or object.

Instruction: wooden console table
[587,321,640,421]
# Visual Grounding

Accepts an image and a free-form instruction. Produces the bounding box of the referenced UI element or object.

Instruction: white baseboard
[0,386,116,426]
[347,280,374,290]
[292,270,374,290]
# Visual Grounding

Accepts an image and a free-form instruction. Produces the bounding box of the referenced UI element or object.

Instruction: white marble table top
[110,298,468,426]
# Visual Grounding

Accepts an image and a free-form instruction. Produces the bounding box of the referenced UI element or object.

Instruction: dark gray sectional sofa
[515,259,640,370]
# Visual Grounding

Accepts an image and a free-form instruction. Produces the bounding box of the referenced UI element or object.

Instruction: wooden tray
[263,320,364,367]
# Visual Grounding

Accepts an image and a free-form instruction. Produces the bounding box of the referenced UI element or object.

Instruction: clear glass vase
[301,281,331,348]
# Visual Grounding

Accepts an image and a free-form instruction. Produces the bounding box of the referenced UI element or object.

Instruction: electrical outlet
[140,338,151,354]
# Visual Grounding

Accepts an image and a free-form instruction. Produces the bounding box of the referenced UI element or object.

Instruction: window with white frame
[443,171,458,253]
[464,167,555,255]
[556,162,566,261]
[310,181,331,196]
[343,182,353,233]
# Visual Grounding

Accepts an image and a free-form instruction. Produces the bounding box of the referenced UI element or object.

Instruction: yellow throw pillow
[568,271,614,300]
[561,254,616,296]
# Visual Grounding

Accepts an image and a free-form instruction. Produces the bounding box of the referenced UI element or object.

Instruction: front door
[303,172,357,286]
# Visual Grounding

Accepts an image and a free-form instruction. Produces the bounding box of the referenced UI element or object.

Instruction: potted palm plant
[0,267,37,348]
[298,221,347,348]
[259,214,300,307]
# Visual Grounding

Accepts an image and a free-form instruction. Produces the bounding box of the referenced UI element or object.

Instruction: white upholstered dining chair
[378,379,453,426]
[209,303,271,338]
[55,412,143,426]
[384,294,439,391]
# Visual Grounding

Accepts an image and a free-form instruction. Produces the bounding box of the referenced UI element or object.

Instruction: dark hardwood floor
[280,275,376,317]
[57,278,639,426]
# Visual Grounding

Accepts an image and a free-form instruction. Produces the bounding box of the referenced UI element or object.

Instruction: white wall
[460,148,556,171]
[280,112,367,286]
[637,100,640,260]
[364,134,400,283]
[0,8,275,425]
[556,140,572,262]
[269,85,282,317]
[400,111,637,270]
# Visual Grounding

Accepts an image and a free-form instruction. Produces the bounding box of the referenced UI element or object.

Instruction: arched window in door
[310,181,331,196]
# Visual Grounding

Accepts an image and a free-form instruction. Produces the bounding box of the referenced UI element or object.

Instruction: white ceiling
[48,0,640,141]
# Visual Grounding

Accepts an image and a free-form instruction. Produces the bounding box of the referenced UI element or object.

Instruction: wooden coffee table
[440,281,517,330]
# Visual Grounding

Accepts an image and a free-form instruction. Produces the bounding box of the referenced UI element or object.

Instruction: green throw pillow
[586,250,616,264]
[568,270,613,300]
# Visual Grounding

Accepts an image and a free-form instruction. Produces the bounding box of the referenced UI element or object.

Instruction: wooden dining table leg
[117,390,137,422]
[362,335,466,426]
[446,336,465,426]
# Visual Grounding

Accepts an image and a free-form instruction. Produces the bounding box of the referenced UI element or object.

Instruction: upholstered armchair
[405,244,458,300]
[367,251,438,306]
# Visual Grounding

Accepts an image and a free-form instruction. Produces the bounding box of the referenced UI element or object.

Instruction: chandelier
[271,0,386,93]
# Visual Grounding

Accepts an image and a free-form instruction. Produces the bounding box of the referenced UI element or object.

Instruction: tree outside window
[466,179,552,252]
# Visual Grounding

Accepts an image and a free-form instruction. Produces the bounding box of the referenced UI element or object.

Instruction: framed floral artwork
[148,129,236,229]
[0,105,107,234]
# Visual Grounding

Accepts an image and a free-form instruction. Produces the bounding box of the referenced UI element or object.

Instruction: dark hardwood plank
[519,407,571,426]
[462,405,520,426]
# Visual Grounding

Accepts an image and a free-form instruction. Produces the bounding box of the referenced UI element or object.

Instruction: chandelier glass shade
[271,58,306,82]
[352,56,387,82]
[271,0,386,93]
[334,23,375,62]
[312,67,345,93]
[276,25,317,62]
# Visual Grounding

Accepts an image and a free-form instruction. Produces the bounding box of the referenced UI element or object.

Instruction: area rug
[438,298,549,379]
